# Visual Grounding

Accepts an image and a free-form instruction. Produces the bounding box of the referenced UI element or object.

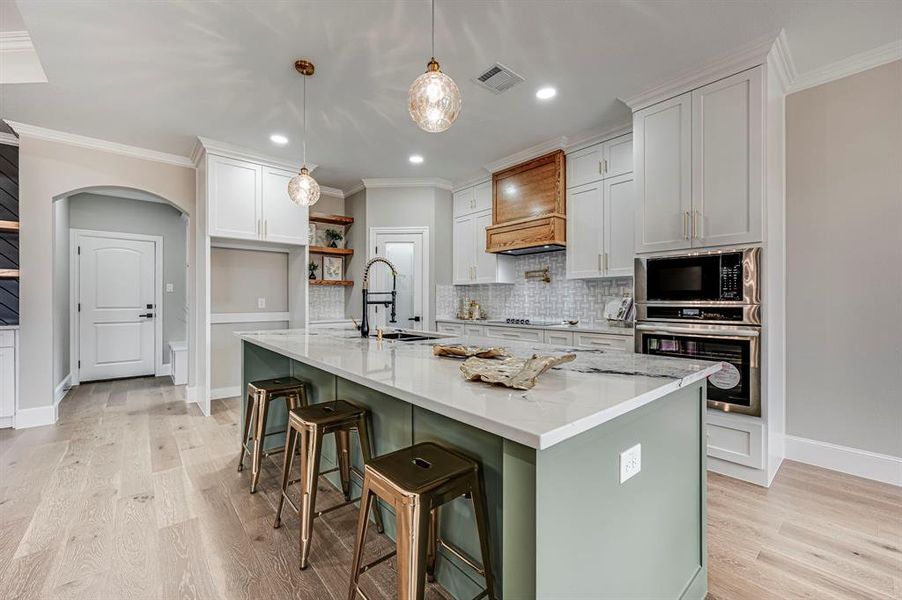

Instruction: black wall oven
[635,248,762,417]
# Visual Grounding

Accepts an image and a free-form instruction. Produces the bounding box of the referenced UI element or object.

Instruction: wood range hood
[485,150,566,255]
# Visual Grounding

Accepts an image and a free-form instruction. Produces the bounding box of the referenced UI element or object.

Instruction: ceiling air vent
[472,63,525,94]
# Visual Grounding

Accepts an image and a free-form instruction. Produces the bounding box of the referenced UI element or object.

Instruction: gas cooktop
[488,318,561,326]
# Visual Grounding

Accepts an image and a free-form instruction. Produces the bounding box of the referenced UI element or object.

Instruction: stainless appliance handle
[635,323,760,337]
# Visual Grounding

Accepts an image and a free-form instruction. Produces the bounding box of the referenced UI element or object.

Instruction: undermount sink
[372,331,446,342]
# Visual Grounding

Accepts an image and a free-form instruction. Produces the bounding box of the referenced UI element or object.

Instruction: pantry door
[368,228,428,332]
[76,231,160,382]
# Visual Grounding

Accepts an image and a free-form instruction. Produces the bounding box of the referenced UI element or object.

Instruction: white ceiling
[2,0,900,190]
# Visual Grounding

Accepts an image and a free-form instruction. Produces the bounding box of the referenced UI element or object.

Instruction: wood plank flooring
[0,377,899,599]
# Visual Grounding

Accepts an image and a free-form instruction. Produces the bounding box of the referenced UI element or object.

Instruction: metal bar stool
[274,400,385,570]
[238,377,308,493]
[348,442,496,600]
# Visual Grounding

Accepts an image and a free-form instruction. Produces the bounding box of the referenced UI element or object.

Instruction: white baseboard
[54,374,72,406]
[0,415,12,429]
[785,435,902,487]
[210,386,240,400]
[707,456,771,487]
[14,404,58,429]
[157,363,171,377]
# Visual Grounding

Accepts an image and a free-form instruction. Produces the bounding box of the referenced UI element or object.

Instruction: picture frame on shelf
[323,256,343,281]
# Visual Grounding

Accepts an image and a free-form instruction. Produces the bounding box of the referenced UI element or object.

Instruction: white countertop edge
[239,334,719,451]
[535,363,722,450]
[0,325,19,330]
[436,318,634,337]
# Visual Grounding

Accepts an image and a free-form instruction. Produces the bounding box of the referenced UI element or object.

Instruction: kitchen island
[238,327,720,600]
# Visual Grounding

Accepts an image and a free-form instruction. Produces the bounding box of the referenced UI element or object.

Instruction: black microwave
[635,248,760,304]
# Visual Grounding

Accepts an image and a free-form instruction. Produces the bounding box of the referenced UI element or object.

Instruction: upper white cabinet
[453,179,492,217]
[453,209,514,285]
[261,166,309,245]
[634,93,693,253]
[566,173,635,279]
[208,155,262,241]
[566,133,633,189]
[634,66,763,253]
[692,68,763,248]
[207,155,308,245]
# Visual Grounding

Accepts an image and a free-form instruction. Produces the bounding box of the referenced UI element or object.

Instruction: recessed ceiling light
[270,133,288,145]
[409,154,424,164]
[536,87,557,100]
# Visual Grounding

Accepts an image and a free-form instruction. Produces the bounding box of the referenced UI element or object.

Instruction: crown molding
[451,172,491,193]
[361,177,453,191]
[788,38,902,94]
[344,183,365,196]
[483,136,568,174]
[319,185,344,199]
[565,122,632,154]
[621,33,778,111]
[193,136,314,173]
[0,132,19,147]
[767,29,796,95]
[5,121,194,167]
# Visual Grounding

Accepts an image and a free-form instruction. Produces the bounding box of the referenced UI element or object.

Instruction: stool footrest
[360,549,397,574]
[438,537,486,577]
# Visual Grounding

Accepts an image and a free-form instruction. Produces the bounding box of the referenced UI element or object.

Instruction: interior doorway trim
[367,226,431,330]
[69,228,165,385]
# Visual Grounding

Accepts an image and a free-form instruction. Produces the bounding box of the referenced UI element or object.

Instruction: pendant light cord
[302,73,307,168]
[431,0,435,59]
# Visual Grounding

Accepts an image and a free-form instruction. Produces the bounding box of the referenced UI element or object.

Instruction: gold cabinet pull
[682,212,689,240]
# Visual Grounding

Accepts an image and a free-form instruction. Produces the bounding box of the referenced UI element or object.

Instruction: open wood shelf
[309,279,354,286]
[0,221,19,233]
[309,213,354,226]
[0,269,19,279]
[309,245,353,256]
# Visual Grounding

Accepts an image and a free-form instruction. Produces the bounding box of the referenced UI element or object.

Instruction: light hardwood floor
[0,377,899,599]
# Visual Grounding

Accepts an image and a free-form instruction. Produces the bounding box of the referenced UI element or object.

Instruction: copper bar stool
[348,442,496,600]
[238,377,308,493]
[273,400,384,570]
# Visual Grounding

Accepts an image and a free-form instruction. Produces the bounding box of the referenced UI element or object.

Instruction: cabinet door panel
[453,187,475,217]
[692,66,763,247]
[604,134,633,178]
[567,144,604,188]
[262,166,309,245]
[634,93,692,253]
[0,345,13,419]
[604,174,635,277]
[473,210,496,283]
[453,215,476,284]
[544,330,574,345]
[566,182,604,279]
[473,181,493,212]
[437,322,464,336]
[208,156,261,240]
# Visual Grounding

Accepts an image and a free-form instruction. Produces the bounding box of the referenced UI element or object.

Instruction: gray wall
[52,198,69,388]
[785,60,902,457]
[68,192,188,367]
[344,188,367,320]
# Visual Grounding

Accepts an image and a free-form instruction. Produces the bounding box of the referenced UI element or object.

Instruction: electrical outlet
[165,283,174,293]
[620,443,641,483]
[257,297,266,309]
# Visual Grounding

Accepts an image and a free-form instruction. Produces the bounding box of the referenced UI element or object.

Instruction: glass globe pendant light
[288,59,320,207]
[408,0,461,133]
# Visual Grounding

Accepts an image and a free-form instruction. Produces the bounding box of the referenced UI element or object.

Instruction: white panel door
[566,182,604,279]
[261,166,309,245]
[604,133,633,179]
[634,92,692,253]
[453,215,475,284]
[79,235,156,381]
[692,66,763,247]
[604,174,636,277]
[208,155,262,240]
[473,181,493,212]
[370,231,426,331]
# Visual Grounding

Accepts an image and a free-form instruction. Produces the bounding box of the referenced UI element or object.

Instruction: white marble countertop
[436,317,634,336]
[238,327,719,450]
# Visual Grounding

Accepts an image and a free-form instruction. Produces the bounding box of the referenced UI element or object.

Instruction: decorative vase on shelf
[308,261,319,280]
[325,228,343,249]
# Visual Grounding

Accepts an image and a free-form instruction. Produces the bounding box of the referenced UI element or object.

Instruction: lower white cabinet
[0,330,17,427]
[453,210,514,284]
[566,174,635,279]
[543,330,574,345]
[574,332,632,351]
[464,324,486,336]
[706,411,765,469]
[436,322,464,336]
[484,326,543,343]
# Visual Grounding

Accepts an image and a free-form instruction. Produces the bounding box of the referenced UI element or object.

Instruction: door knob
[139,313,154,319]
[408,316,421,322]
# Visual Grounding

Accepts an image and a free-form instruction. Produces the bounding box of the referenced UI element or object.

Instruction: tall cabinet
[566,134,635,279]
[452,180,514,285]
[634,66,763,253]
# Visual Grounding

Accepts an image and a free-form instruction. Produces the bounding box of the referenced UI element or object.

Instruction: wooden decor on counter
[432,345,509,359]
[486,150,566,253]
[460,353,576,390]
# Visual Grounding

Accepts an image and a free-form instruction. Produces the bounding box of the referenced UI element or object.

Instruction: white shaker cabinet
[453,214,476,284]
[566,174,635,279]
[453,180,493,217]
[567,134,634,189]
[691,67,763,248]
[634,92,693,254]
[208,155,262,241]
[0,330,16,427]
[261,166,309,245]
[473,181,493,213]
[453,209,514,285]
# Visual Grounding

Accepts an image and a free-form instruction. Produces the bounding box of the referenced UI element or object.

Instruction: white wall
[67,192,188,369]
[51,197,69,388]
[785,60,902,460]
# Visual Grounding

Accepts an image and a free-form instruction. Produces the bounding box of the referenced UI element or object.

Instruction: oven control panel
[719,253,743,300]
[645,306,745,321]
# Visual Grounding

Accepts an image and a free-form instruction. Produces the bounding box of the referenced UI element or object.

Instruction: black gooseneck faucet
[359,257,398,338]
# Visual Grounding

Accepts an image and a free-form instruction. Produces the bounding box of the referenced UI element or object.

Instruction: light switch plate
[620,443,641,483]
[257,297,266,309]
